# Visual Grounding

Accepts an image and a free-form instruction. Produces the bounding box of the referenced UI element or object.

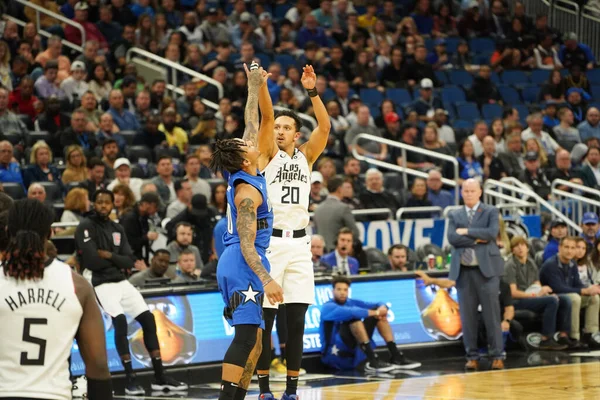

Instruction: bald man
[447,179,505,371]
[549,149,584,190]
[426,170,453,209]
[478,136,507,181]
[578,107,600,142]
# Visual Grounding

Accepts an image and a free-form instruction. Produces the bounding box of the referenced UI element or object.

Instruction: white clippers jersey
[263,149,311,231]
[0,259,83,400]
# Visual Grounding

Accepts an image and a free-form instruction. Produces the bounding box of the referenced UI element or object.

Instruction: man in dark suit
[321,228,360,275]
[447,179,505,370]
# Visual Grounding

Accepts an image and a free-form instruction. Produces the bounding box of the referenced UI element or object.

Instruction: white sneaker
[72,376,87,398]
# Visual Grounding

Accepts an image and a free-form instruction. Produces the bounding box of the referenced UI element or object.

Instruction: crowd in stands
[1,0,600,284]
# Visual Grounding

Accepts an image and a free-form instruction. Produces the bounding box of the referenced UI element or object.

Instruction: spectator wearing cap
[382,112,401,141]
[581,212,600,248]
[426,169,453,210]
[543,219,569,262]
[566,88,589,126]
[96,4,123,45]
[297,14,330,49]
[160,108,189,154]
[426,39,451,70]
[559,32,596,70]
[520,151,552,199]
[411,78,443,123]
[108,89,140,132]
[433,109,455,144]
[380,47,408,89]
[404,45,438,88]
[522,113,561,157]
[60,61,89,103]
[96,113,126,154]
[578,108,600,142]
[65,2,108,50]
[200,8,230,45]
[34,61,66,100]
[469,66,502,107]
[231,12,264,51]
[309,171,326,212]
[254,12,276,52]
[345,105,387,161]
[107,158,144,200]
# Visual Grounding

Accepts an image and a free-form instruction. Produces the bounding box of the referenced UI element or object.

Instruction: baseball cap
[384,112,400,124]
[550,219,568,228]
[420,78,434,89]
[435,108,449,115]
[190,194,211,218]
[74,1,89,11]
[259,12,272,21]
[70,60,86,72]
[311,171,323,184]
[349,94,361,103]
[525,151,539,161]
[207,7,217,15]
[564,32,578,41]
[240,12,252,23]
[114,158,131,170]
[467,0,479,8]
[582,212,599,225]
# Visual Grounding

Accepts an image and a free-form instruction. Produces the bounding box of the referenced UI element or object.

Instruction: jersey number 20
[20,318,47,366]
[281,186,300,204]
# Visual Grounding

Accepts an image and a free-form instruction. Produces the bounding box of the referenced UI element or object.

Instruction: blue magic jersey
[223,169,273,249]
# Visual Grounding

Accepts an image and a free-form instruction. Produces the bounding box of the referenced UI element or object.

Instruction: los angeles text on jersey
[270,163,308,185]
[4,288,68,312]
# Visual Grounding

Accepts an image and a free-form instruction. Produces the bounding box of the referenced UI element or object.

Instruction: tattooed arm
[234,183,283,304]
[242,66,264,144]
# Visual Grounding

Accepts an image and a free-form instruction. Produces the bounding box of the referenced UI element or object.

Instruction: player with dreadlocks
[0,199,113,400]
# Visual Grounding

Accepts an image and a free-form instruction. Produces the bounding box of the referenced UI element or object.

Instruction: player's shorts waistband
[272,228,307,238]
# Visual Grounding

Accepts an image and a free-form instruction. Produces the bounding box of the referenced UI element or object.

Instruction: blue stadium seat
[469,38,495,53]
[482,103,503,119]
[456,102,481,120]
[441,86,466,104]
[521,85,541,103]
[425,38,435,52]
[322,88,335,102]
[449,70,474,86]
[474,53,492,65]
[490,71,501,84]
[435,70,449,85]
[369,105,381,119]
[514,105,530,124]
[386,88,412,104]
[501,70,530,85]
[499,86,522,104]
[360,89,384,106]
[592,85,600,100]
[445,37,460,54]
[255,53,271,69]
[531,69,551,85]
[273,3,293,19]
[453,120,474,130]
[588,69,600,85]
[274,54,296,70]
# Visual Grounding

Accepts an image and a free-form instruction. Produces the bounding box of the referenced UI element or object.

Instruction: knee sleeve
[223,324,258,368]
[112,314,130,357]
[276,305,288,344]
[285,304,309,372]
[257,308,278,371]
[135,311,159,352]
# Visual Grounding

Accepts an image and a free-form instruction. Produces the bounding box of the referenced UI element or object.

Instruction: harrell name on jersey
[263,148,311,231]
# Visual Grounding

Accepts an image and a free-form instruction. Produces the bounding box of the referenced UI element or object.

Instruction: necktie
[461,209,476,265]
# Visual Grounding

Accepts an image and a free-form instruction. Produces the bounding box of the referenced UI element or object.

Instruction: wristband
[263,278,273,287]
[88,377,114,400]
[307,87,318,97]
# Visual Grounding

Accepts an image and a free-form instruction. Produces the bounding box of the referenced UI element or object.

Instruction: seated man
[166,222,204,277]
[540,236,600,346]
[320,275,421,372]
[311,234,331,274]
[504,236,573,350]
[172,249,200,283]
[128,249,171,288]
[321,228,360,275]
[384,244,412,272]
[543,219,568,262]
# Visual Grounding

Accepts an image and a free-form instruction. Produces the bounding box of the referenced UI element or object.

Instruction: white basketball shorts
[93,280,149,319]
[263,235,315,308]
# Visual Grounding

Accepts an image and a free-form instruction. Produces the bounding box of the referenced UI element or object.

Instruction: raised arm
[254,65,278,165]
[235,183,283,305]
[241,64,263,145]
[299,65,331,165]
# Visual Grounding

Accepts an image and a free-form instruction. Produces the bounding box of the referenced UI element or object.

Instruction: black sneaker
[364,358,397,373]
[538,338,568,351]
[390,354,422,369]
[125,377,145,395]
[151,375,188,391]
[557,336,588,350]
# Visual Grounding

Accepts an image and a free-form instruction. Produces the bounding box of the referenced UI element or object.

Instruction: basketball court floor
[112,350,600,399]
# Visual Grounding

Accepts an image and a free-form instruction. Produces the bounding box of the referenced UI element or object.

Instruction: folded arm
[447,213,476,248]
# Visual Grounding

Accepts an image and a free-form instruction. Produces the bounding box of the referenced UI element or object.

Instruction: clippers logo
[285,231,291,238]
[112,232,121,246]
[270,163,308,185]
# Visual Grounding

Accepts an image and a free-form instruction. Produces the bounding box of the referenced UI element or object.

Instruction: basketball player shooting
[0,199,113,400]
[211,64,284,400]
[252,64,331,400]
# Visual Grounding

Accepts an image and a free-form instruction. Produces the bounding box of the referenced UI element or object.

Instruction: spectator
[133,111,167,149]
[107,158,143,200]
[22,140,61,189]
[412,78,443,122]
[458,2,488,38]
[200,8,230,48]
[159,108,188,154]
[96,113,126,154]
[209,182,227,217]
[490,39,520,71]
[540,237,600,345]
[309,171,326,212]
[112,24,136,70]
[152,156,176,205]
[65,2,108,50]
[35,61,66,100]
[0,87,25,140]
[61,145,88,185]
[524,137,549,168]
[457,139,483,184]
[111,183,136,220]
[425,169,452,209]
[108,89,140,131]
[321,228,360,275]
[27,182,47,203]
[581,213,600,249]
[549,149,584,189]
[393,123,432,171]
[0,141,24,190]
[559,32,596,70]
[166,179,193,219]
[543,219,569,262]
[343,156,363,195]
[110,0,137,27]
[564,65,591,94]
[467,121,488,158]
[490,119,506,153]
[231,12,263,51]
[341,178,363,211]
[298,14,329,49]
[479,136,507,181]
[120,191,161,265]
[487,0,510,39]
[520,151,552,199]
[34,36,71,83]
[404,45,438,88]
[59,109,97,159]
[432,109,455,144]
[553,107,581,149]
[522,113,561,157]
[380,47,407,89]
[9,77,39,121]
[316,158,337,192]
[183,154,211,199]
[345,106,387,161]
[311,234,331,274]
[422,122,453,161]
[539,69,567,103]
[196,145,217,179]
[566,88,589,126]
[580,147,600,189]
[426,39,451,70]
[60,187,90,228]
[172,249,201,283]
[79,91,103,130]
[97,5,123,46]
[327,100,351,137]
[81,157,107,201]
[534,33,563,70]
[324,46,353,85]
[360,169,400,216]
[469,66,502,107]
[100,139,118,180]
[60,61,89,103]
[381,244,411,272]
[498,133,524,178]
[88,64,113,102]
[129,249,171,288]
[314,176,360,251]
[167,222,204,274]
[578,108,600,142]
[404,178,434,219]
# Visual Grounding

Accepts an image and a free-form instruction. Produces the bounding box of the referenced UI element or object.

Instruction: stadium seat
[255,53,271,69]
[445,37,460,54]
[416,244,444,261]
[273,3,293,19]
[474,53,492,65]
[360,88,384,106]
[482,103,503,119]
[369,105,381,119]
[131,164,147,179]
[274,54,296,70]
[154,145,181,162]
[424,38,435,52]
[587,69,600,85]
[521,85,541,103]
[454,127,471,142]
[501,70,530,85]
[531,69,551,85]
[449,70,474,87]
[119,130,137,146]
[37,181,62,202]
[383,172,403,190]
[499,86,522,104]
[126,146,153,164]
[441,86,466,104]
[591,85,600,100]
[3,183,25,200]
[490,71,501,84]
[435,71,449,85]
[469,38,495,53]
[386,88,412,105]
[26,130,51,147]
[18,114,33,130]
[365,247,388,272]
[456,102,481,120]
[453,120,474,130]
[4,132,21,146]
[514,105,530,124]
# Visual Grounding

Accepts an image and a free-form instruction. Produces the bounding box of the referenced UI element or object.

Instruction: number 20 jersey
[263,148,310,231]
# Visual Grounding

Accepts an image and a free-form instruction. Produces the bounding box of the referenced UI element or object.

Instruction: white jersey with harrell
[263,148,311,231]
[0,259,83,400]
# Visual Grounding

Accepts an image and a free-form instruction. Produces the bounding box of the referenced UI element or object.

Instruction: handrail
[483,190,536,208]
[309,207,393,220]
[551,179,600,199]
[273,106,317,131]
[351,133,460,205]
[51,222,79,228]
[396,207,442,220]
[553,188,600,209]
[443,205,463,218]
[126,47,224,99]
[14,0,86,52]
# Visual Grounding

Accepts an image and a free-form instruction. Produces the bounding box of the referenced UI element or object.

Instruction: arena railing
[551,178,600,225]
[350,133,460,206]
[5,0,86,53]
[396,206,443,220]
[552,0,580,38]
[582,5,600,64]
[308,208,393,221]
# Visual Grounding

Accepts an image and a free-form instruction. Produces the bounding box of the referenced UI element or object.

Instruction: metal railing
[524,0,553,18]
[582,5,600,65]
[551,179,600,225]
[10,0,86,53]
[396,207,443,220]
[126,47,224,99]
[309,207,393,220]
[552,0,580,38]
[350,134,460,205]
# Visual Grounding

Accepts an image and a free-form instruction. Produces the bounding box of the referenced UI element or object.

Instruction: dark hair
[211,182,227,206]
[210,139,246,173]
[327,175,345,193]
[157,155,172,164]
[0,210,10,252]
[175,221,193,232]
[88,157,105,169]
[174,179,189,193]
[152,79,166,87]
[591,236,600,268]
[560,236,578,245]
[102,138,117,149]
[179,248,195,258]
[140,192,160,205]
[94,188,115,203]
[4,199,55,280]
[0,192,14,213]
[45,60,59,71]
[154,249,170,257]
[274,109,303,132]
[457,138,473,159]
[388,243,408,256]
[332,275,351,288]
[337,227,354,239]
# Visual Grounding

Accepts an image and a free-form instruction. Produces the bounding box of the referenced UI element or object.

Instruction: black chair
[26,130,51,147]
[3,183,25,200]
[188,144,202,154]
[18,114,34,130]
[154,145,181,162]
[4,132,22,146]
[415,243,444,262]
[534,250,544,267]
[37,181,62,202]
[383,172,403,191]
[131,164,147,179]
[365,247,389,272]
[528,238,547,259]
[65,181,83,194]
[119,130,137,146]
[126,146,153,164]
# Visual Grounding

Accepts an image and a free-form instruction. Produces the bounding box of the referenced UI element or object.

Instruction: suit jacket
[313,196,360,251]
[447,203,504,281]
[321,251,359,275]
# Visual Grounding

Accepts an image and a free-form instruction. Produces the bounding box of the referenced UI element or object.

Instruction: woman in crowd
[351,50,378,89]
[539,69,566,103]
[317,157,337,195]
[576,238,598,286]
[61,145,88,185]
[23,141,61,189]
[55,187,90,236]
[210,182,227,217]
[88,63,113,102]
[491,118,507,153]
[405,177,434,219]
[457,138,483,184]
[111,183,136,220]
[524,138,549,168]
